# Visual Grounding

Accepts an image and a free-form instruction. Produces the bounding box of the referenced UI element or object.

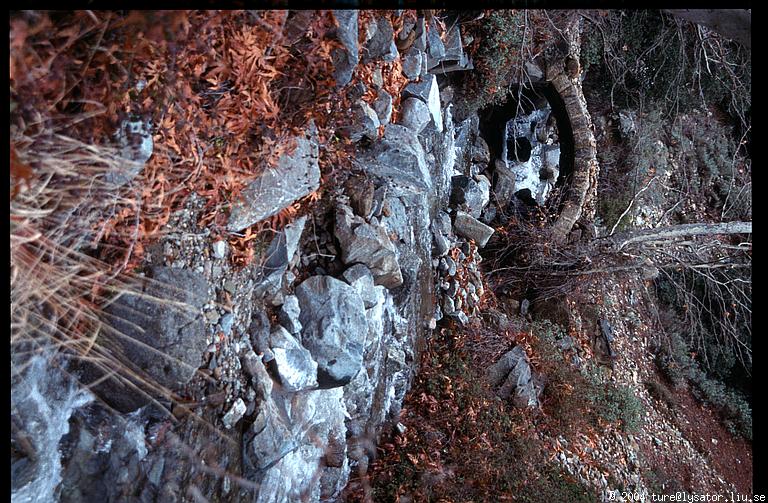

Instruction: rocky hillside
[10,9,752,503]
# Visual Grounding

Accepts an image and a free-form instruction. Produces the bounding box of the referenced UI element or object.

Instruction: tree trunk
[611,221,752,250]
[664,9,751,49]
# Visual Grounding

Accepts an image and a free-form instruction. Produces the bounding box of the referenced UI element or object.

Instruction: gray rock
[228,125,320,231]
[107,118,153,187]
[445,256,457,276]
[147,458,165,487]
[430,56,474,75]
[222,398,247,429]
[426,18,445,61]
[211,240,227,259]
[451,311,469,325]
[279,295,302,335]
[373,90,393,125]
[442,25,463,61]
[243,359,297,474]
[487,346,541,408]
[436,210,453,235]
[520,299,530,317]
[335,204,403,289]
[372,67,384,88]
[475,174,491,212]
[543,144,561,171]
[525,61,544,81]
[295,276,368,387]
[344,100,380,142]
[253,387,349,502]
[332,11,359,87]
[399,97,430,134]
[480,204,496,225]
[342,264,380,309]
[413,16,427,51]
[223,279,237,294]
[442,295,456,315]
[493,159,517,208]
[254,216,307,297]
[427,24,472,76]
[363,17,397,63]
[359,124,431,192]
[85,266,209,412]
[219,313,235,336]
[249,309,273,362]
[431,210,453,257]
[403,75,442,132]
[401,48,423,81]
[450,175,490,218]
[454,211,495,248]
[432,228,451,257]
[269,326,318,391]
[471,136,490,164]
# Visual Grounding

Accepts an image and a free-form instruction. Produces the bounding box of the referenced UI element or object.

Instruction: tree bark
[664,9,751,49]
[611,221,752,250]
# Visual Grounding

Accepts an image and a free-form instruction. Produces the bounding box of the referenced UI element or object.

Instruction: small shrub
[532,322,645,434]
[644,378,678,409]
[593,382,646,434]
[531,322,591,434]
[653,322,752,440]
[456,10,526,115]
[456,11,565,118]
[517,463,598,503]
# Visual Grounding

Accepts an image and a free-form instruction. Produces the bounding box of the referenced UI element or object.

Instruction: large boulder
[294,276,368,388]
[227,125,320,232]
[84,266,209,412]
[335,204,403,289]
[487,346,542,408]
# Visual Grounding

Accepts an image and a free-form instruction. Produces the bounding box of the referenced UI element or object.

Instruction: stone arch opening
[478,84,575,209]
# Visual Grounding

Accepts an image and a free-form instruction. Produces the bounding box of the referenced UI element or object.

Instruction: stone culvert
[545,19,600,244]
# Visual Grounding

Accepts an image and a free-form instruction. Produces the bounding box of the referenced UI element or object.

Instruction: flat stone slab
[227,125,320,232]
[454,211,495,248]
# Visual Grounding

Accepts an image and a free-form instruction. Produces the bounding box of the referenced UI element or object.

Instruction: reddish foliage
[10,10,372,270]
